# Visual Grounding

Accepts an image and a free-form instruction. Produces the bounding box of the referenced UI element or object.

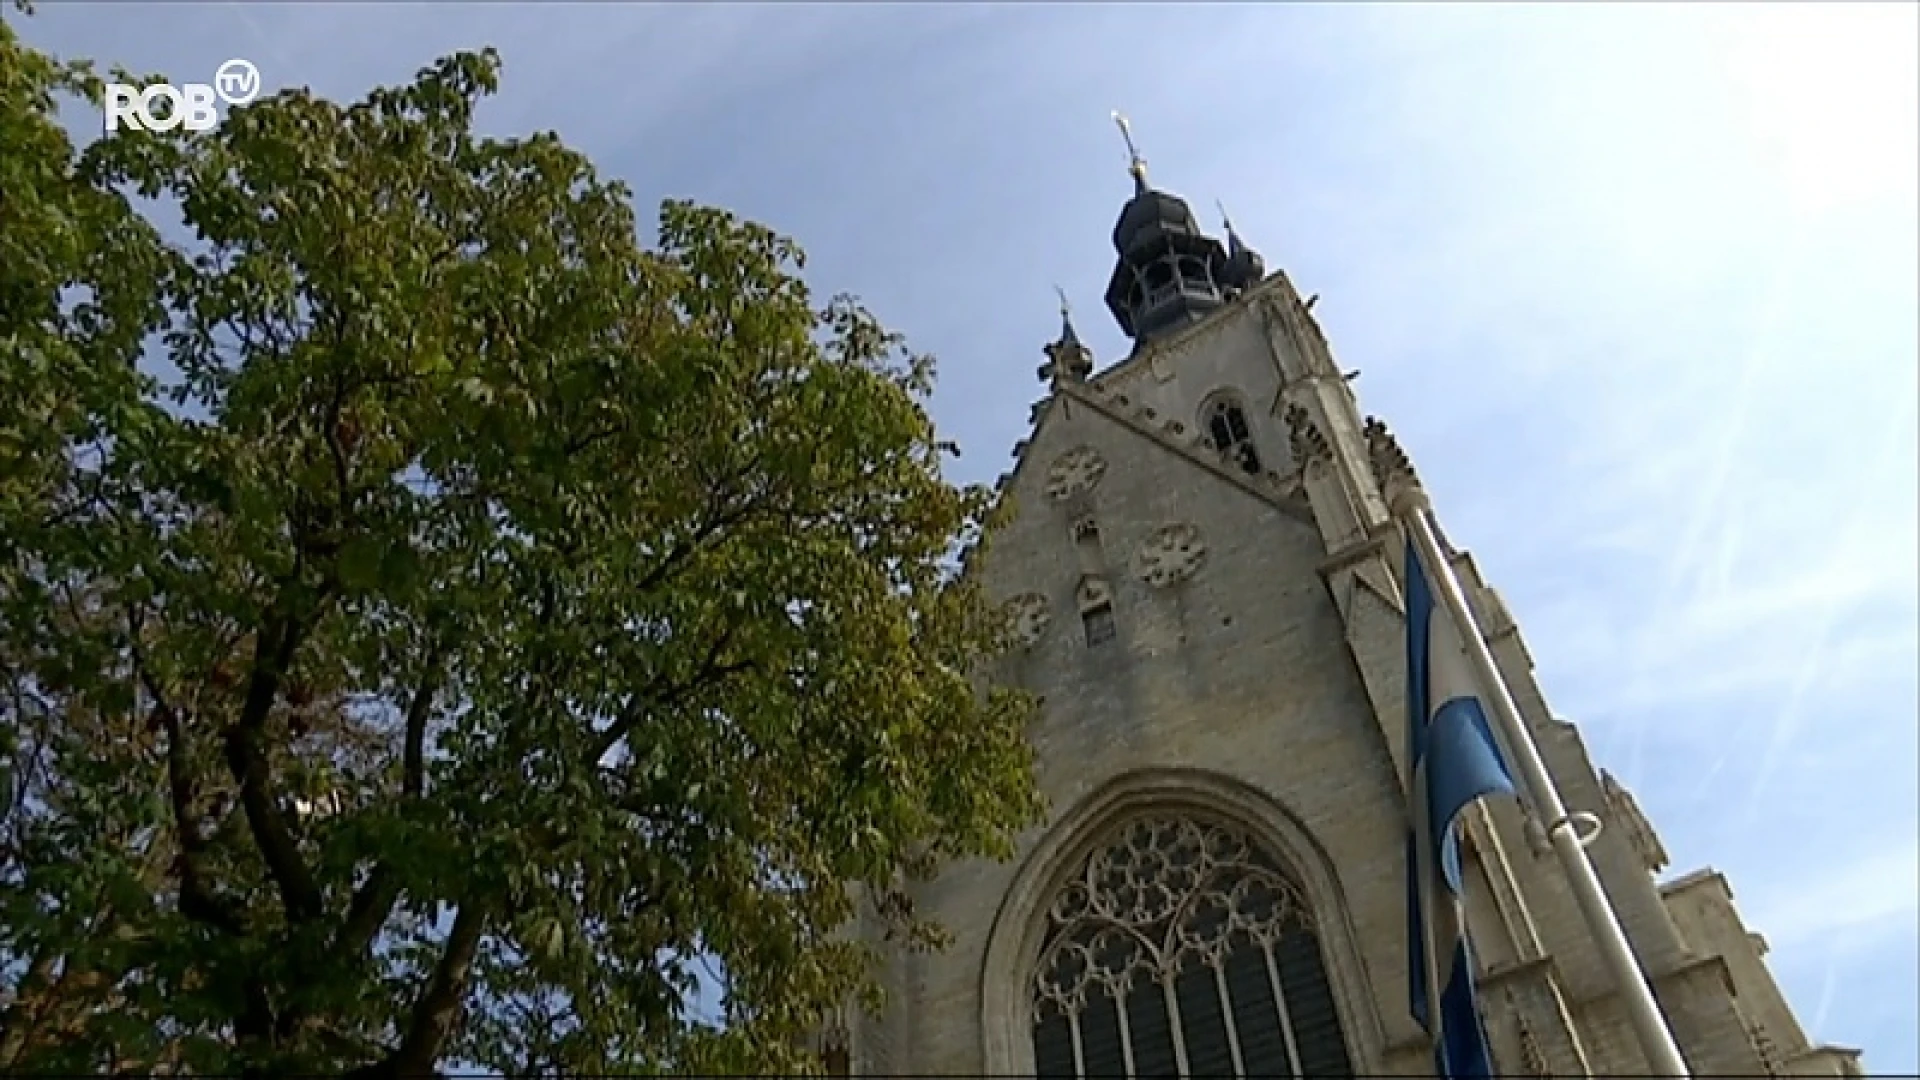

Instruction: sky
[15,0,1918,1072]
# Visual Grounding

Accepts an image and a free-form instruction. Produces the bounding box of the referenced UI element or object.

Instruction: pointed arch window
[1078,577,1117,647]
[1030,814,1353,1079]
[1205,396,1263,476]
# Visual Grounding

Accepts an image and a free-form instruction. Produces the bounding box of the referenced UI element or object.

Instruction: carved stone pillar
[1480,958,1595,1077]
[1285,403,1364,553]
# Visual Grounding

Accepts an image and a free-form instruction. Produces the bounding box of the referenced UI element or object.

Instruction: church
[822,148,1867,1078]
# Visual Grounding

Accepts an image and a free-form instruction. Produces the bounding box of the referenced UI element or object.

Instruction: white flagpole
[1387,481,1692,1078]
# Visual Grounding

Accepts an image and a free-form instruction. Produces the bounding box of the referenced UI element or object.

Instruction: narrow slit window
[1072,517,1103,566]
[1082,602,1117,646]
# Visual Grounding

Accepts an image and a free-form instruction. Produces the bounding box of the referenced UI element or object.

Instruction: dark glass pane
[1225,946,1294,1079]
[1080,995,1126,1079]
[1034,1011,1077,1080]
[1225,406,1250,441]
[1125,981,1179,1079]
[1237,443,1263,474]
[1174,965,1234,1079]
[1275,930,1354,1079]
[1084,605,1116,646]
[1027,819,1354,1080]
[1210,413,1234,450]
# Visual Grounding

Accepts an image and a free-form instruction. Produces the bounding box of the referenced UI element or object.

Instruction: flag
[1403,535,1517,1079]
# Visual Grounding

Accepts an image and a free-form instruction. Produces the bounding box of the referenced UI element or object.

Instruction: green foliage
[0,21,1039,1076]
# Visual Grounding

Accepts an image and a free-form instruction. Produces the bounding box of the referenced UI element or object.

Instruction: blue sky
[17,1,1917,1071]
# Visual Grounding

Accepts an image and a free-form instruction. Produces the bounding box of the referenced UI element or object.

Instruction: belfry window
[1206,397,1262,475]
[1144,260,1177,308]
[1030,814,1353,1079]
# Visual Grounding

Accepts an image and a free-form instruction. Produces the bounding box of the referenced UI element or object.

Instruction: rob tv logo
[104,58,260,133]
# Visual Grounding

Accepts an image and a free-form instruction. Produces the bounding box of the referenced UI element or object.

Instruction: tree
[0,19,1041,1076]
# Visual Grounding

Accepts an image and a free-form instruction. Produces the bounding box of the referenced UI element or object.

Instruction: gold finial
[1112,111,1148,189]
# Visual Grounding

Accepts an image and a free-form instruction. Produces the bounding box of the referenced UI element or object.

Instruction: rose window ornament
[1135,523,1207,588]
[1005,592,1051,649]
[1045,446,1108,501]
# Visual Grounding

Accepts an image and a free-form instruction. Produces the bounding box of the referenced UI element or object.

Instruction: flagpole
[1384,480,1692,1078]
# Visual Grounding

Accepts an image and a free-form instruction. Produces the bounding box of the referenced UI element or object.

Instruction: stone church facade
[827,164,1867,1078]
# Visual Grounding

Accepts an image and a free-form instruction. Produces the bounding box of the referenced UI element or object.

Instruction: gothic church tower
[830,151,1865,1079]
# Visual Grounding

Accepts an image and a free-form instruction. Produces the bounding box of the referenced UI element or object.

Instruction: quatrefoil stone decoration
[1135,523,1207,588]
[1004,592,1051,648]
[1044,446,1107,502]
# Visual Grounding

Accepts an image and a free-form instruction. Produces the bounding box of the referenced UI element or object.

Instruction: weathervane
[1111,111,1148,189]
[1053,283,1071,319]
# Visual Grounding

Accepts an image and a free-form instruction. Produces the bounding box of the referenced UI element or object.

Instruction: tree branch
[590,624,748,764]
[346,901,487,1080]
[400,655,441,801]
[128,609,247,936]
[223,613,325,922]
[334,656,445,957]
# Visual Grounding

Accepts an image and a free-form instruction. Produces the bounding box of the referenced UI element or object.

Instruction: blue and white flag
[1403,535,1517,1079]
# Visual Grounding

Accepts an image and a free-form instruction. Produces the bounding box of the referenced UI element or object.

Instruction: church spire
[1055,284,1082,347]
[1101,113,1233,349]
[1216,201,1266,294]
[1113,112,1150,196]
[1039,285,1093,389]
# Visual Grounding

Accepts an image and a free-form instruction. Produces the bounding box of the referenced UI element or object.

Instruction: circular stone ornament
[1005,592,1052,647]
[1044,446,1108,501]
[1136,523,1207,587]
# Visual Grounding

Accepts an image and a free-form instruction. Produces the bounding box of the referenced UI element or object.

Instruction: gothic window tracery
[1205,396,1263,476]
[1030,814,1353,1079]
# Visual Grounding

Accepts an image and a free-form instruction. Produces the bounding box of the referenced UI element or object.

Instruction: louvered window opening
[1206,400,1262,476]
[1032,814,1353,1079]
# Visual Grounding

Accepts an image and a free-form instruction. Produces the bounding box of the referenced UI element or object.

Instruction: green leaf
[337,534,383,592]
